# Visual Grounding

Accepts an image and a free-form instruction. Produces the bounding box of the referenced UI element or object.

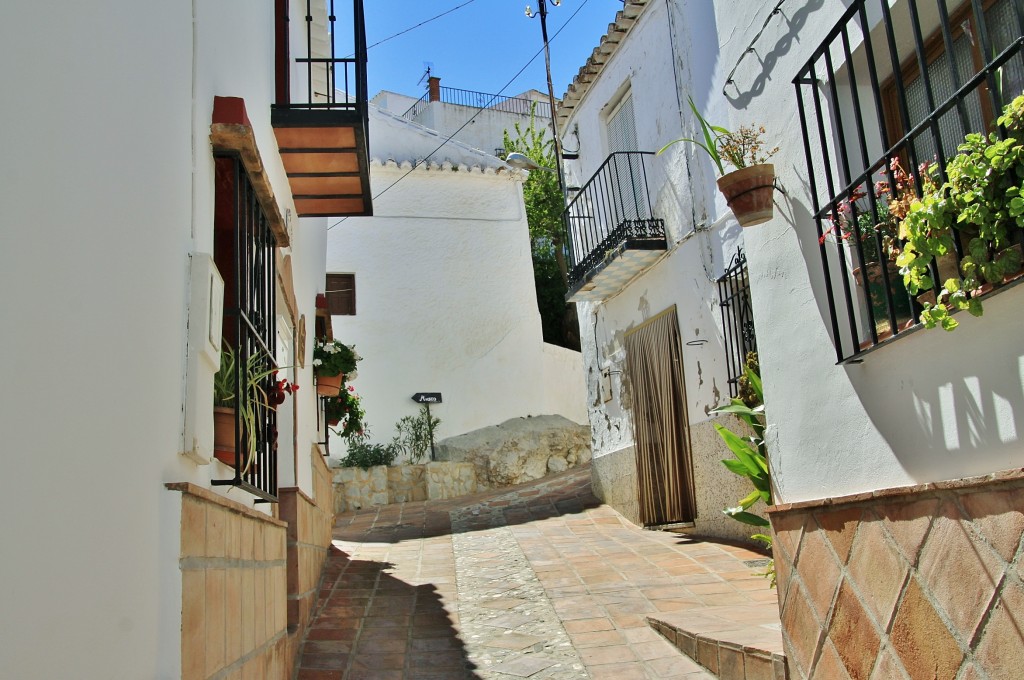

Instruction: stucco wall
[326,110,586,460]
[0,0,330,676]
[704,0,1024,502]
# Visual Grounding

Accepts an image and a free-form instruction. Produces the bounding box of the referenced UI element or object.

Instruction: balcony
[272,0,372,218]
[563,152,667,302]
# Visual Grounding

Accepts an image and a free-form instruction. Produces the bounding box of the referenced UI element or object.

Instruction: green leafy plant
[337,436,398,470]
[313,340,360,378]
[658,96,777,175]
[503,105,578,349]
[712,354,775,586]
[393,405,440,464]
[895,93,1024,331]
[213,345,295,473]
[325,384,365,440]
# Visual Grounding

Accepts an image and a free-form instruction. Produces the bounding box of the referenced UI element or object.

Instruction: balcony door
[605,91,649,221]
[624,306,695,527]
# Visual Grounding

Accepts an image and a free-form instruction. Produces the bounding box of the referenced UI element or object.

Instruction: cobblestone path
[296,465,775,679]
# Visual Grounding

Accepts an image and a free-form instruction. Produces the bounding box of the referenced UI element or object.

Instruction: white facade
[559,0,760,539]
[701,0,1024,503]
[325,108,587,458]
[372,86,552,157]
[0,1,335,676]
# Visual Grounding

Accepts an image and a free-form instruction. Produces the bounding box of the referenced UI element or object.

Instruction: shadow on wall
[298,548,476,678]
[722,0,827,109]
[848,319,1024,483]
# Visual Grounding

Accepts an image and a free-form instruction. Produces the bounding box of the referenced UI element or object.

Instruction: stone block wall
[591,445,642,526]
[171,483,290,680]
[333,462,478,513]
[279,447,335,638]
[769,468,1024,680]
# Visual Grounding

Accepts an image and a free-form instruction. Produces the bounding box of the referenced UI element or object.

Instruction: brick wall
[768,468,1024,679]
[171,483,290,680]
[280,447,335,637]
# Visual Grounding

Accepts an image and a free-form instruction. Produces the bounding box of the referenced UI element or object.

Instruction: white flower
[312,358,322,367]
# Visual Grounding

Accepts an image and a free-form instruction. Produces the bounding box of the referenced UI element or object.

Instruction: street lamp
[504,152,556,172]
[525,0,567,199]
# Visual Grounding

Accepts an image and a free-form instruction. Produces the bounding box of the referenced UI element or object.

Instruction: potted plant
[895,94,1024,330]
[212,345,297,469]
[313,340,360,396]
[324,385,365,439]
[660,97,779,226]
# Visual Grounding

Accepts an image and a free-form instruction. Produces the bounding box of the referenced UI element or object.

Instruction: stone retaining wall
[333,461,478,514]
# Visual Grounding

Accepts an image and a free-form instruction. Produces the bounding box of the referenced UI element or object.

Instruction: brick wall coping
[279,486,315,507]
[166,482,288,528]
[766,466,1024,516]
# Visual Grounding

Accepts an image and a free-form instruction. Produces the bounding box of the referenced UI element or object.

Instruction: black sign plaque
[412,392,442,404]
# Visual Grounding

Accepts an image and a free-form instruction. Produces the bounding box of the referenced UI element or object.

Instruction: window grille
[717,250,757,399]
[212,155,279,502]
[793,0,1023,362]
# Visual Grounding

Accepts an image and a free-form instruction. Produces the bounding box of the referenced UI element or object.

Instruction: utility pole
[526,0,567,199]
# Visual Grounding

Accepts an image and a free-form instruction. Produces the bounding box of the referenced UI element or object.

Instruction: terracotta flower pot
[316,372,343,396]
[213,406,236,458]
[717,163,775,227]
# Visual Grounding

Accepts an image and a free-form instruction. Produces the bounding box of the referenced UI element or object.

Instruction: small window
[326,273,356,315]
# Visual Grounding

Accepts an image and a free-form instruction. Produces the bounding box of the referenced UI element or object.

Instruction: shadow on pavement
[297,547,478,679]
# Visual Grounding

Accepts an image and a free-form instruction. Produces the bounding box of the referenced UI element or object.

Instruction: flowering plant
[819,158,933,264]
[658,96,778,175]
[325,385,365,439]
[312,340,360,378]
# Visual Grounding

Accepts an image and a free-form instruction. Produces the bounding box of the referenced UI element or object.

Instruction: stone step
[647,607,788,680]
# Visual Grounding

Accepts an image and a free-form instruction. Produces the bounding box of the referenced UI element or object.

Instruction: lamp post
[525,0,567,199]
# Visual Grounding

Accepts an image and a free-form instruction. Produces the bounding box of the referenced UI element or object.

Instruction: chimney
[428,76,441,102]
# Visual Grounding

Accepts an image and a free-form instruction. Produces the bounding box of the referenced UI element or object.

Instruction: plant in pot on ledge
[895,93,1024,331]
[659,97,779,226]
[213,345,297,470]
[313,339,360,396]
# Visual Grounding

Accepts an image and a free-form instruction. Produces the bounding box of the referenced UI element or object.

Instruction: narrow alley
[296,466,783,679]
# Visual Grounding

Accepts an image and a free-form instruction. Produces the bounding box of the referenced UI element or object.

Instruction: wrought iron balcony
[563,151,667,302]
[272,0,372,218]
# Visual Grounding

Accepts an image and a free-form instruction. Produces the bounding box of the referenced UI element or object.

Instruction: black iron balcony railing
[794,0,1023,362]
[717,250,757,399]
[212,156,280,503]
[563,152,666,296]
[276,0,367,114]
[399,87,552,121]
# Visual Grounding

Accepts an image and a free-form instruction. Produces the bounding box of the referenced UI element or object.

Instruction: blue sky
[358,0,626,100]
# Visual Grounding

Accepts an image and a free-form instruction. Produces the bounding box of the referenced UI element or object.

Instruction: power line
[364,0,478,52]
[328,0,593,231]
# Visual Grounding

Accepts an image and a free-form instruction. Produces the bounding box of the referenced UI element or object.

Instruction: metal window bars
[284,0,368,114]
[793,0,1023,362]
[212,156,280,503]
[717,250,758,399]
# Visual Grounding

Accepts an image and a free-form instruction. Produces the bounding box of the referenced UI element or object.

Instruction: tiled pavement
[296,465,782,679]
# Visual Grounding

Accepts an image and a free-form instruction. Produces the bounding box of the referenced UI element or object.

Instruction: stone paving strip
[297,465,779,679]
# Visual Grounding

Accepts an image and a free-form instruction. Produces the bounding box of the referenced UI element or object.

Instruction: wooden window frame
[326,273,356,316]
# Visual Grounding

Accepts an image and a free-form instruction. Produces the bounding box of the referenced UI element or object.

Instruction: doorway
[624,306,695,527]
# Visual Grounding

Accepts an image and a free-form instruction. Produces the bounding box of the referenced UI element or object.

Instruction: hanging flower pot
[316,372,343,396]
[717,164,775,227]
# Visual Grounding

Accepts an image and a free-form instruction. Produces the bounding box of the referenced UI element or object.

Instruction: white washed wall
[326,121,586,458]
[706,0,1024,502]
[0,0,328,676]
[563,0,744,462]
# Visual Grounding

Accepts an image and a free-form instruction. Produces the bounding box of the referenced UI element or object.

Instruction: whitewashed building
[0,1,372,677]
[562,0,1024,677]
[324,106,587,457]
[372,76,552,157]
[556,0,761,543]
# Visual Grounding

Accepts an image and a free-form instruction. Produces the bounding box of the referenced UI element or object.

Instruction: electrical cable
[328,0,593,231]
[362,0,479,53]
